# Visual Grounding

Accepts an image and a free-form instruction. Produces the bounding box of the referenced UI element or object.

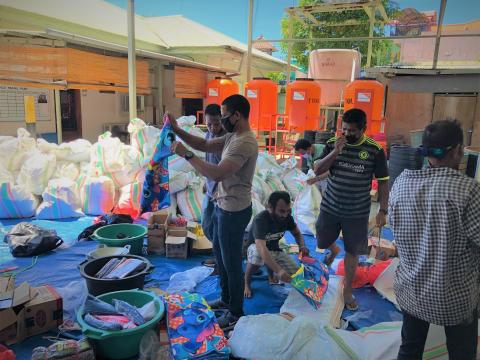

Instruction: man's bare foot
[323,246,340,267]
[268,274,280,285]
[244,285,252,298]
[343,289,358,311]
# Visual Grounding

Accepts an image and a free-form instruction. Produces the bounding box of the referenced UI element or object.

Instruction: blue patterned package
[290,256,330,310]
[164,292,230,360]
[141,114,175,214]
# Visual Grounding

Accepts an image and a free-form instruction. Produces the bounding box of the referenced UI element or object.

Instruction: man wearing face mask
[244,191,308,298]
[390,120,479,359]
[169,94,258,328]
[294,138,325,171]
[294,139,329,191]
[201,104,225,247]
[313,108,389,311]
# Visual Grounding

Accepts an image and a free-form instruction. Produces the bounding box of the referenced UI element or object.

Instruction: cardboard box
[147,209,170,255]
[148,210,169,227]
[0,279,63,345]
[165,226,197,259]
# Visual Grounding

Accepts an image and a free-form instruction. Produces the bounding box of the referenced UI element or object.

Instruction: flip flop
[201,259,216,268]
[344,296,359,311]
[213,309,229,318]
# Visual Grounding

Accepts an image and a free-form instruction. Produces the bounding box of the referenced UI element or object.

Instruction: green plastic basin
[77,290,164,359]
[92,224,147,255]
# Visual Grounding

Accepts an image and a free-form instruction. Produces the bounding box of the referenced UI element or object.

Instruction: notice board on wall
[0,86,51,122]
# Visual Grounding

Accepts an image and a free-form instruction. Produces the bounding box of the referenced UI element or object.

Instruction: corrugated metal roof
[143,16,286,65]
[367,65,480,75]
[0,0,170,48]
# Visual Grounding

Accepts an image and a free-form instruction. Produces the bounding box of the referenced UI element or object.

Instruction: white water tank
[308,49,361,106]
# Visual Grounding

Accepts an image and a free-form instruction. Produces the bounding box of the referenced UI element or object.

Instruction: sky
[106,0,479,54]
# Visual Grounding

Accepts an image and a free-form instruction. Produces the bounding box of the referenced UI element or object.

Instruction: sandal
[344,296,359,311]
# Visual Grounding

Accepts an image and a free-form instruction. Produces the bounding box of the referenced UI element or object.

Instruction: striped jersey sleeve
[320,136,388,218]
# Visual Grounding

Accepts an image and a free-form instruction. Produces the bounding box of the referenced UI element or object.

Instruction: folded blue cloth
[83,295,117,315]
[113,299,146,326]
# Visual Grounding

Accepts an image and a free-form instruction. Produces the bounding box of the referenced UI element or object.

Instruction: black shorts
[315,210,369,256]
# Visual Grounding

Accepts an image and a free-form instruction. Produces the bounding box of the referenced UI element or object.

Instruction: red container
[205,78,239,106]
[245,77,278,130]
[285,78,321,131]
[344,79,386,136]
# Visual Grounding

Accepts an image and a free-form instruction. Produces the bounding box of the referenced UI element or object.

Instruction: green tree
[265,71,287,83]
[281,0,400,69]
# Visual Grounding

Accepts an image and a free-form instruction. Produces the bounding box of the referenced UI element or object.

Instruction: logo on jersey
[359,150,369,160]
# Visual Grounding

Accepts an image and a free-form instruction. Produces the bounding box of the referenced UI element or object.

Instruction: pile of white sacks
[0,116,321,235]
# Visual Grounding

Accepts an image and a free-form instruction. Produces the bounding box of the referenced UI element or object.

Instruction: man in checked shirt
[389,120,479,359]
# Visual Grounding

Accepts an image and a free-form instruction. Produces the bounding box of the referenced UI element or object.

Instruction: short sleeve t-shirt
[247,210,296,251]
[215,131,258,212]
[320,135,389,218]
[204,131,225,197]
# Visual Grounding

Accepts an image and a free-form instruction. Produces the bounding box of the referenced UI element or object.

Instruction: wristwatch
[379,208,388,215]
[184,150,194,161]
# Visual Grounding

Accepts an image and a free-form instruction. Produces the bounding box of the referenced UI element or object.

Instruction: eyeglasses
[418,145,456,158]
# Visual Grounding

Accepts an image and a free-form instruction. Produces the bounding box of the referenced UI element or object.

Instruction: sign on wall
[0,86,51,122]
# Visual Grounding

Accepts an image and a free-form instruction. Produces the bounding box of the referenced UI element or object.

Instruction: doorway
[60,90,82,141]
[182,98,203,123]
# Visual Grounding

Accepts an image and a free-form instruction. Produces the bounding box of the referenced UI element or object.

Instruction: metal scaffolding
[282,0,389,81]
[251,0,479,77]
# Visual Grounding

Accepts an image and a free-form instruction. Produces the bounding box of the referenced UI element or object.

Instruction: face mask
[221,114,236,133]
[345,135,359,144]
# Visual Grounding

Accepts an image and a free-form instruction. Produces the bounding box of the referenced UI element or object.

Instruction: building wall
[396,21,480,65]
[385,92,434,144]
[162,67,182,117]
[468,94,480,147]
[397,36,480,65]
[80,90,146,143]
[383,73,480,145]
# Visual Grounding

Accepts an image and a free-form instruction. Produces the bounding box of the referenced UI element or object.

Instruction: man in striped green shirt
[314,109,389,311]
[294,139,328,189]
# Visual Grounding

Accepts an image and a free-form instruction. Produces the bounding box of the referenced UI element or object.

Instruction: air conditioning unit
[122,94,145,113]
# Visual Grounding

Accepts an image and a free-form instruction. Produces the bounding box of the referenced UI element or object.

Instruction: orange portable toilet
[205,77,239,106]
[344,78,385,137]
[245,77,278,131]
[285,78,321,132]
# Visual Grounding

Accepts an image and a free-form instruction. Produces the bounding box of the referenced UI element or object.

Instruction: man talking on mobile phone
[313,108,389,311]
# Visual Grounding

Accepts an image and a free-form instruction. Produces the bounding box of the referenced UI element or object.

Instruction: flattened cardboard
[0,276,15,309]
[0,280,31,310]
